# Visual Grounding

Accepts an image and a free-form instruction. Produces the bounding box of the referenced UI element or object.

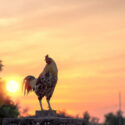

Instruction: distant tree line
[82,111,125,125]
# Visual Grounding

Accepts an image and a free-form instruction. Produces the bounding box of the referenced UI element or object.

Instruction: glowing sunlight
[6,80,19,93]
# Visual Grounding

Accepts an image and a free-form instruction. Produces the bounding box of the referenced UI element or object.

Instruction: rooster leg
[39,99,43,111]
[47,99,52,111]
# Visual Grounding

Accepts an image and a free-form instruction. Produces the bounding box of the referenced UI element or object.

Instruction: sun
[6,80,19,93]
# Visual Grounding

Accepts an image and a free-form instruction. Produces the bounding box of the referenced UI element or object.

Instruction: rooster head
[45,55,52,64]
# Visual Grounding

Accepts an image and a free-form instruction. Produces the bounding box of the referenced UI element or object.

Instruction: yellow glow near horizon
[6,80,19,93]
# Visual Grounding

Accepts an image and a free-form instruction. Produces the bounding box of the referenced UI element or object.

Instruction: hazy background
[0,0,125,122]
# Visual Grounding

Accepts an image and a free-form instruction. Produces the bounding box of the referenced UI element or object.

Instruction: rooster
[23,55,58,111]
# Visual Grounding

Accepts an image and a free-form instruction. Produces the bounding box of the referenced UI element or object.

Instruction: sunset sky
[0,0,125,122]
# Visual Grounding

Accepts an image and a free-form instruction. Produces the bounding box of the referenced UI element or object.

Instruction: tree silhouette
[82,111,100,125]
[0,60,19,125]
[0,60,3,71]
[83,111,90,125]
[0,104,19,118]
[103,111,124,125]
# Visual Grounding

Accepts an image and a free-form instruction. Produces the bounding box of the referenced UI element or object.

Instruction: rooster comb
[45,54,49,59]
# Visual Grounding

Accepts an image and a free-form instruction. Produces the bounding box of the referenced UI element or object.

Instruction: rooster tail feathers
[23,75,36,95]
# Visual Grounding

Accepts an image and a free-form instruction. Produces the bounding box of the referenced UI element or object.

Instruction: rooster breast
[34,72,57,101]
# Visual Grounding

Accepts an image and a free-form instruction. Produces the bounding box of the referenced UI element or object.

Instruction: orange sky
[0,0,125,122]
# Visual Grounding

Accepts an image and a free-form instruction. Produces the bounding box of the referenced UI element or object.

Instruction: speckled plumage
[34,72,57,100]
[23,55,58,110]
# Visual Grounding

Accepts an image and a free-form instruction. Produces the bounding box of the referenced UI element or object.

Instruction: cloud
[100,68,125,75]
[1,0,125,32]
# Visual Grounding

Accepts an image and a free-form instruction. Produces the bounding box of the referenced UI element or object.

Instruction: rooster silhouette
[23,55,58,110]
